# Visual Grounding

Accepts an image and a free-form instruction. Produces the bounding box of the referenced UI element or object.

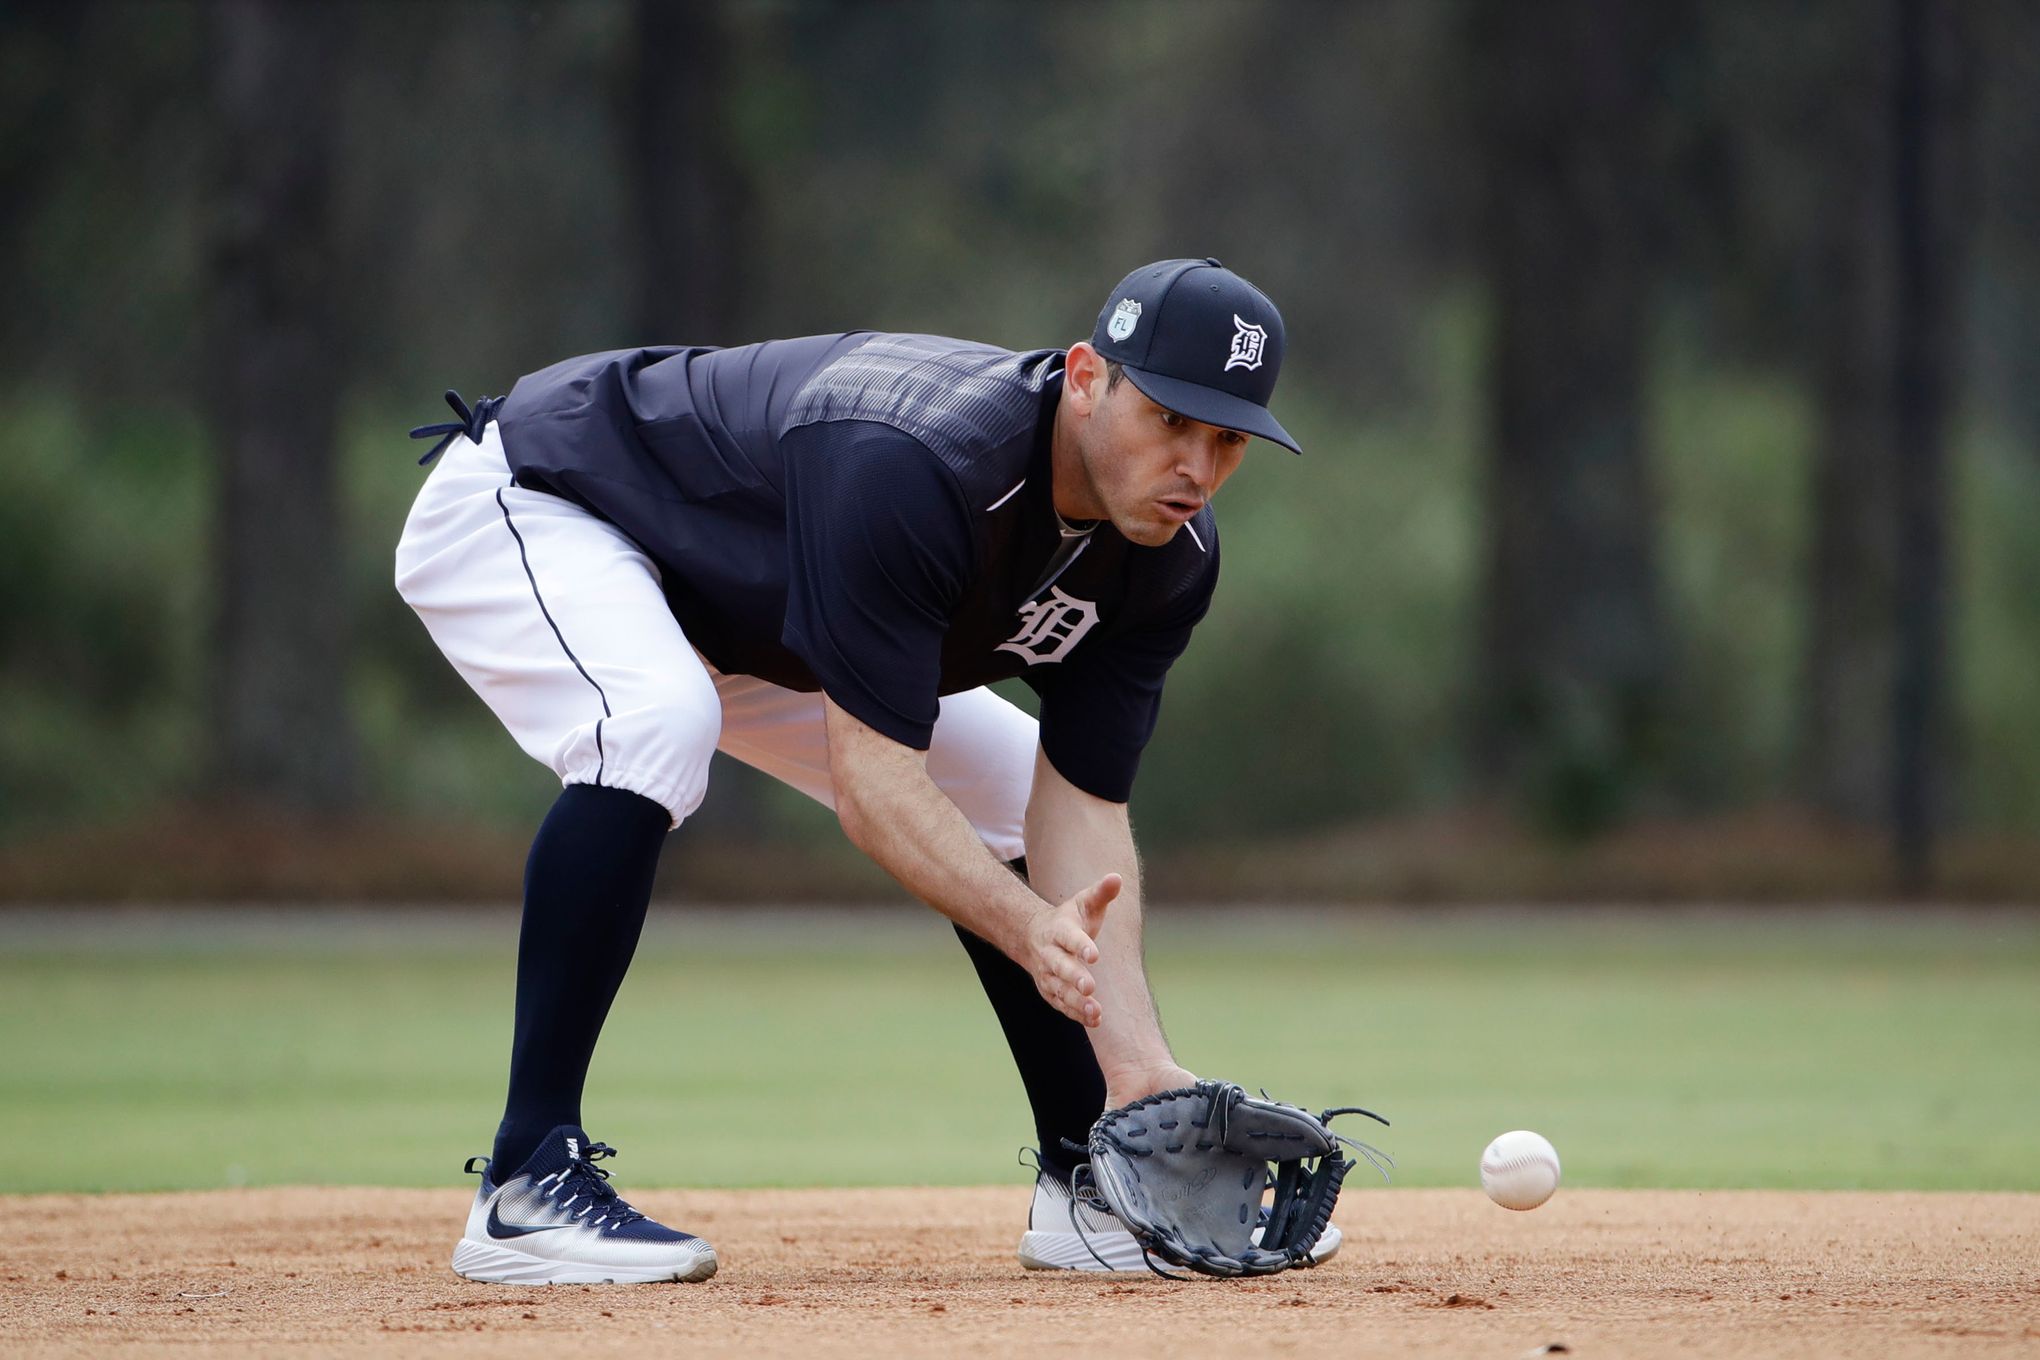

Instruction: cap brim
[1119,365,1303,455]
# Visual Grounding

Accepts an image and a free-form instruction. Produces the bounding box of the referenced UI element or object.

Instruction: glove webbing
[1257,1103,1391,1267]
[1258,1154,1350,1268]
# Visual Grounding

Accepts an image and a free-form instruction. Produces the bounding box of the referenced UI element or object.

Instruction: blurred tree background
[2,0,2036,901]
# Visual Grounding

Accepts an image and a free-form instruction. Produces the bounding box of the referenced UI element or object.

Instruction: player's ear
[1065,341,1106,415]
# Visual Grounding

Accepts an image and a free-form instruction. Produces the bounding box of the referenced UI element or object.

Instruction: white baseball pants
[393,423,1037,857]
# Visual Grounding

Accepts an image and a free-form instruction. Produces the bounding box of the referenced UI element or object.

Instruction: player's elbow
[830,754,922,862]
[821,700,907,854]
[833,785,874,854]
[829,757,886,856]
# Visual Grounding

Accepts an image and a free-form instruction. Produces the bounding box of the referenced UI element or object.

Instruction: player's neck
[1048,393,1107,523]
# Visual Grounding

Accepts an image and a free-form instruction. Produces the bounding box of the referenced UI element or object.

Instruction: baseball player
[396,258,1323,1283]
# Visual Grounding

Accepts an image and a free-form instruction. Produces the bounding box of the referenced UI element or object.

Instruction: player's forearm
[842,763,1042,956]
[1033,840,1175,1095]
[824,710,1043,960]
[1023,752,1180,1097]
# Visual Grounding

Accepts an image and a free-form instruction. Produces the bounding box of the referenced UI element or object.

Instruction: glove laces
[1069,1163,1191,1281]
[1319,1104,1396,1182]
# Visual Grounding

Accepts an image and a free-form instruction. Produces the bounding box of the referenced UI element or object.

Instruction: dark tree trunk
[0,5,86,370]
[619,0,769,849]
[623,0,745,345]
[205,0,356,810]
[1800,15,1901,828]
[1470,0,1669,837]
[1798,0,1973,888]
[1890,0,1975,889]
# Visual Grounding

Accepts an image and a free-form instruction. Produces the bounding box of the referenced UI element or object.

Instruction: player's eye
[1220,430,1246,447]
[1159,410,1185,429]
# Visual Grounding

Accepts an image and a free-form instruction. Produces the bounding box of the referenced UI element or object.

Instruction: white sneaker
[1016,1170,1343,1271]
[451,1125,717,1284]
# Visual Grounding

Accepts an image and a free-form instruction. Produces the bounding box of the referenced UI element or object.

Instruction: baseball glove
[1078,1079,1389,1279]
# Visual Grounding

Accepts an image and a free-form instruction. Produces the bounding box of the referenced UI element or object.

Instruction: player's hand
[1102,1062,1199,1111]
[1025,873,1119,1027]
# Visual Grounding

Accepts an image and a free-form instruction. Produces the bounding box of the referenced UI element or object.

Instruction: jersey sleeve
[780,419,975,749]
[1029,546,1219,803]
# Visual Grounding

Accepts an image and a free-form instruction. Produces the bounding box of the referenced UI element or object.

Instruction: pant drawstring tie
[409,389,504,466]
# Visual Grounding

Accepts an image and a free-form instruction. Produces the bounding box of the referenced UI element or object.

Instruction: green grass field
[1,906,2035,1194]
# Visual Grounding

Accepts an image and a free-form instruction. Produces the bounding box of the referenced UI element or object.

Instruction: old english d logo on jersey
[996,587,1100,665]
[1225,314,1268,372]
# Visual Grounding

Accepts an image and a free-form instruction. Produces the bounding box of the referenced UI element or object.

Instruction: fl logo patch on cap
[1107,298,1142,342]
[1226,314,1268,372]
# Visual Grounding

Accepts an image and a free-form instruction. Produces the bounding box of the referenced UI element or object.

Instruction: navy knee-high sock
[491,783,670,1175]
[953,858,1107,1181]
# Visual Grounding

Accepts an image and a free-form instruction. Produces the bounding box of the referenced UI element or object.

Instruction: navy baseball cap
[1089,257,1300,454]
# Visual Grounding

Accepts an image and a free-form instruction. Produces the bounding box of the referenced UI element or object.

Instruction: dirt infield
[4,1187,2036,1358]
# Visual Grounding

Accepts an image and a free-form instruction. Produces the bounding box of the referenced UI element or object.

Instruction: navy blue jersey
[495,332,1218,802]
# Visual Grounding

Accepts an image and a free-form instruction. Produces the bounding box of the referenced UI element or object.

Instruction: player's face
[1084,379,1250,547]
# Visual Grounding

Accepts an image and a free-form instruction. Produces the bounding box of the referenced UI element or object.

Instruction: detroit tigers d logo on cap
[1225,315,1268,372]
[1088,258,1303,453]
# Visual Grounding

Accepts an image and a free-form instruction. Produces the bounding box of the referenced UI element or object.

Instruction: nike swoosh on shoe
[487,1201,569,1240]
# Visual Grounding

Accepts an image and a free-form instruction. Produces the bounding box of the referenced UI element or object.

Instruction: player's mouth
[1157,496,1204,523]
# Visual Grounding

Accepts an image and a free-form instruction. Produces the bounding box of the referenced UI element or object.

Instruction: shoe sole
[1018,1222,1342,1272]
[1018,1227,1150,1271]
[452,1237,718,1284]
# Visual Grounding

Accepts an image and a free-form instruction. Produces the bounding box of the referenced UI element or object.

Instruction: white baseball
[1480,1130,1560,1210]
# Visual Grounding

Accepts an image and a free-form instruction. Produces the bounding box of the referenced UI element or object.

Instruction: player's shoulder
[781,332,1064,494]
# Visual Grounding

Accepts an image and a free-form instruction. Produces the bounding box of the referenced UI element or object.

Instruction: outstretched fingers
[1035,925,1099,1025]
[1046,936,1099,1023]
[1056,916,1102,966]
[1048,945,1095,996]
[1041,975,1102,1027]
[1029,875,1121,1027]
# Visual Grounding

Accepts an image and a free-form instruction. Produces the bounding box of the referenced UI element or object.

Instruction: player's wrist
[1101,1060,1196,1109]
[966,884,1048,976]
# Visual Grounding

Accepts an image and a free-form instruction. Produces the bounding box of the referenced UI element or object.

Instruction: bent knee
[559,697,723,827]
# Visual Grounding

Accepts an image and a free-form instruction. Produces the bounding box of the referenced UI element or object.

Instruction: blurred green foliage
[1954,422,2040,825]
[6,289,2040,843]
[0,399,211,826]
[5,0,2039,866]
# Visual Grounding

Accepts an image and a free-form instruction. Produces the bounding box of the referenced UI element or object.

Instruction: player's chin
[1117,516,1181,548]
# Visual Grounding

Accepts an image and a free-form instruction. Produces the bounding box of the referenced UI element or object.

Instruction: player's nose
[1176,438,1222,491]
